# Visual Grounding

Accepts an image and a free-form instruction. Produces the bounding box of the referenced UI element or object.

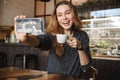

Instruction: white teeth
[63,20,69,23]
[63,22,68,24]
[63,23,69,25]
[63,23,69,26]
[63,23,68,24]
[63,21,69,24]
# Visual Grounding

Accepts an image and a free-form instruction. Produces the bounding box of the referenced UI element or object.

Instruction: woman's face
[56,4,74,30]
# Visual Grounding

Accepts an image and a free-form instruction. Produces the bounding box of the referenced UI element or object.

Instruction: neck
[64,29,73,36]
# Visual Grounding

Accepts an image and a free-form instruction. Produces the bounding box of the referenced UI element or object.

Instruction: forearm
[23,35,39,47]
[78,50,89,66]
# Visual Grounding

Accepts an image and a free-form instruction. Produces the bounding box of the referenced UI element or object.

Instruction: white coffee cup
[56,34,67,44]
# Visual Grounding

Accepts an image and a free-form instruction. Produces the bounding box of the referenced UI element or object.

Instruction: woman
[14,1,92,80]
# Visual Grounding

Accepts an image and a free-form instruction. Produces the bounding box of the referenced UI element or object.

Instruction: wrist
[77,47,84,50]
[77,40,84,50]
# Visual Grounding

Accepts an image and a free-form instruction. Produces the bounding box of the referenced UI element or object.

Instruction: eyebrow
[57,9,71,14]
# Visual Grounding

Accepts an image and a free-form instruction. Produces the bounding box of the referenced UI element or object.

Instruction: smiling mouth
[62,21,70,25]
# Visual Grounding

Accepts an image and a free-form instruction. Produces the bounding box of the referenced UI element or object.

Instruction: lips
[62,20,70,26]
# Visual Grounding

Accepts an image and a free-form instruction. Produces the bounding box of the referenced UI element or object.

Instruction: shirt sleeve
[79,31,92,71]
[36,32,53,51]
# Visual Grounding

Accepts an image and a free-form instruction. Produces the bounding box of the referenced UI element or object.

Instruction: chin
[63,27,71,30]
[62,25,71,29]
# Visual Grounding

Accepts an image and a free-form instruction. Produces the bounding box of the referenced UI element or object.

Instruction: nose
[62,14,67,19]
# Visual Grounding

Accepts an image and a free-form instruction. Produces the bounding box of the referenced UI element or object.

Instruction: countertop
[92,54,120,60]
[0,43,29,46]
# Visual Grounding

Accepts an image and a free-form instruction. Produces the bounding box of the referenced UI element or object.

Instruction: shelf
[82,17,120,28]
[82,27,120,30]
[90,38,120,40]
[81,17,120,55]
[92,55,120,61]
[82,17,120,22]
[0,26,13,31]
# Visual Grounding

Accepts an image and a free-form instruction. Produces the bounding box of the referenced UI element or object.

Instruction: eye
[66,11,70,14]
[57,13,62,17]
[65,10,71,14]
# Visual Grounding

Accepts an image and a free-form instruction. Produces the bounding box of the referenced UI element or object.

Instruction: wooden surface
[0,67,48,80]
[92,54,120,60]
[0,67,66,80]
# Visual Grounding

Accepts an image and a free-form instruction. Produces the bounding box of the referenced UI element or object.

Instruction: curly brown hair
[45,1,82,56]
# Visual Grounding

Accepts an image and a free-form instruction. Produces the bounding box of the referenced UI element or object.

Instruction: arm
[78,49,89,66]
[67,32,91,66]
[77,32,91,66]
[23,34,40,47]
[77,32,92,72]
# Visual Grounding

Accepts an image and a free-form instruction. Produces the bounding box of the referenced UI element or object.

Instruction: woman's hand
[67,36,82,49]
[14,15,27,42]
[67,36,89,66]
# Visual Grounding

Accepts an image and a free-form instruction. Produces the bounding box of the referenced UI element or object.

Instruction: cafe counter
[0,43,48,70]
[91,55,120,80]
[92,54,120,60]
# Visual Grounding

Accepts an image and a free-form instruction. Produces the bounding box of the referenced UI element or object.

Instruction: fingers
[14,15,27,41]
[67,36,78,48]
[14,15,26,22]
[14,15,26,33]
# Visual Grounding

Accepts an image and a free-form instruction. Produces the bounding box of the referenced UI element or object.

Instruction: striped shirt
[36,29,92,78]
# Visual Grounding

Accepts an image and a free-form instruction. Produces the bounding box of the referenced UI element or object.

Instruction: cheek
[70,15,74,21]
[57,18,62,25]
[67,15,74,23]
